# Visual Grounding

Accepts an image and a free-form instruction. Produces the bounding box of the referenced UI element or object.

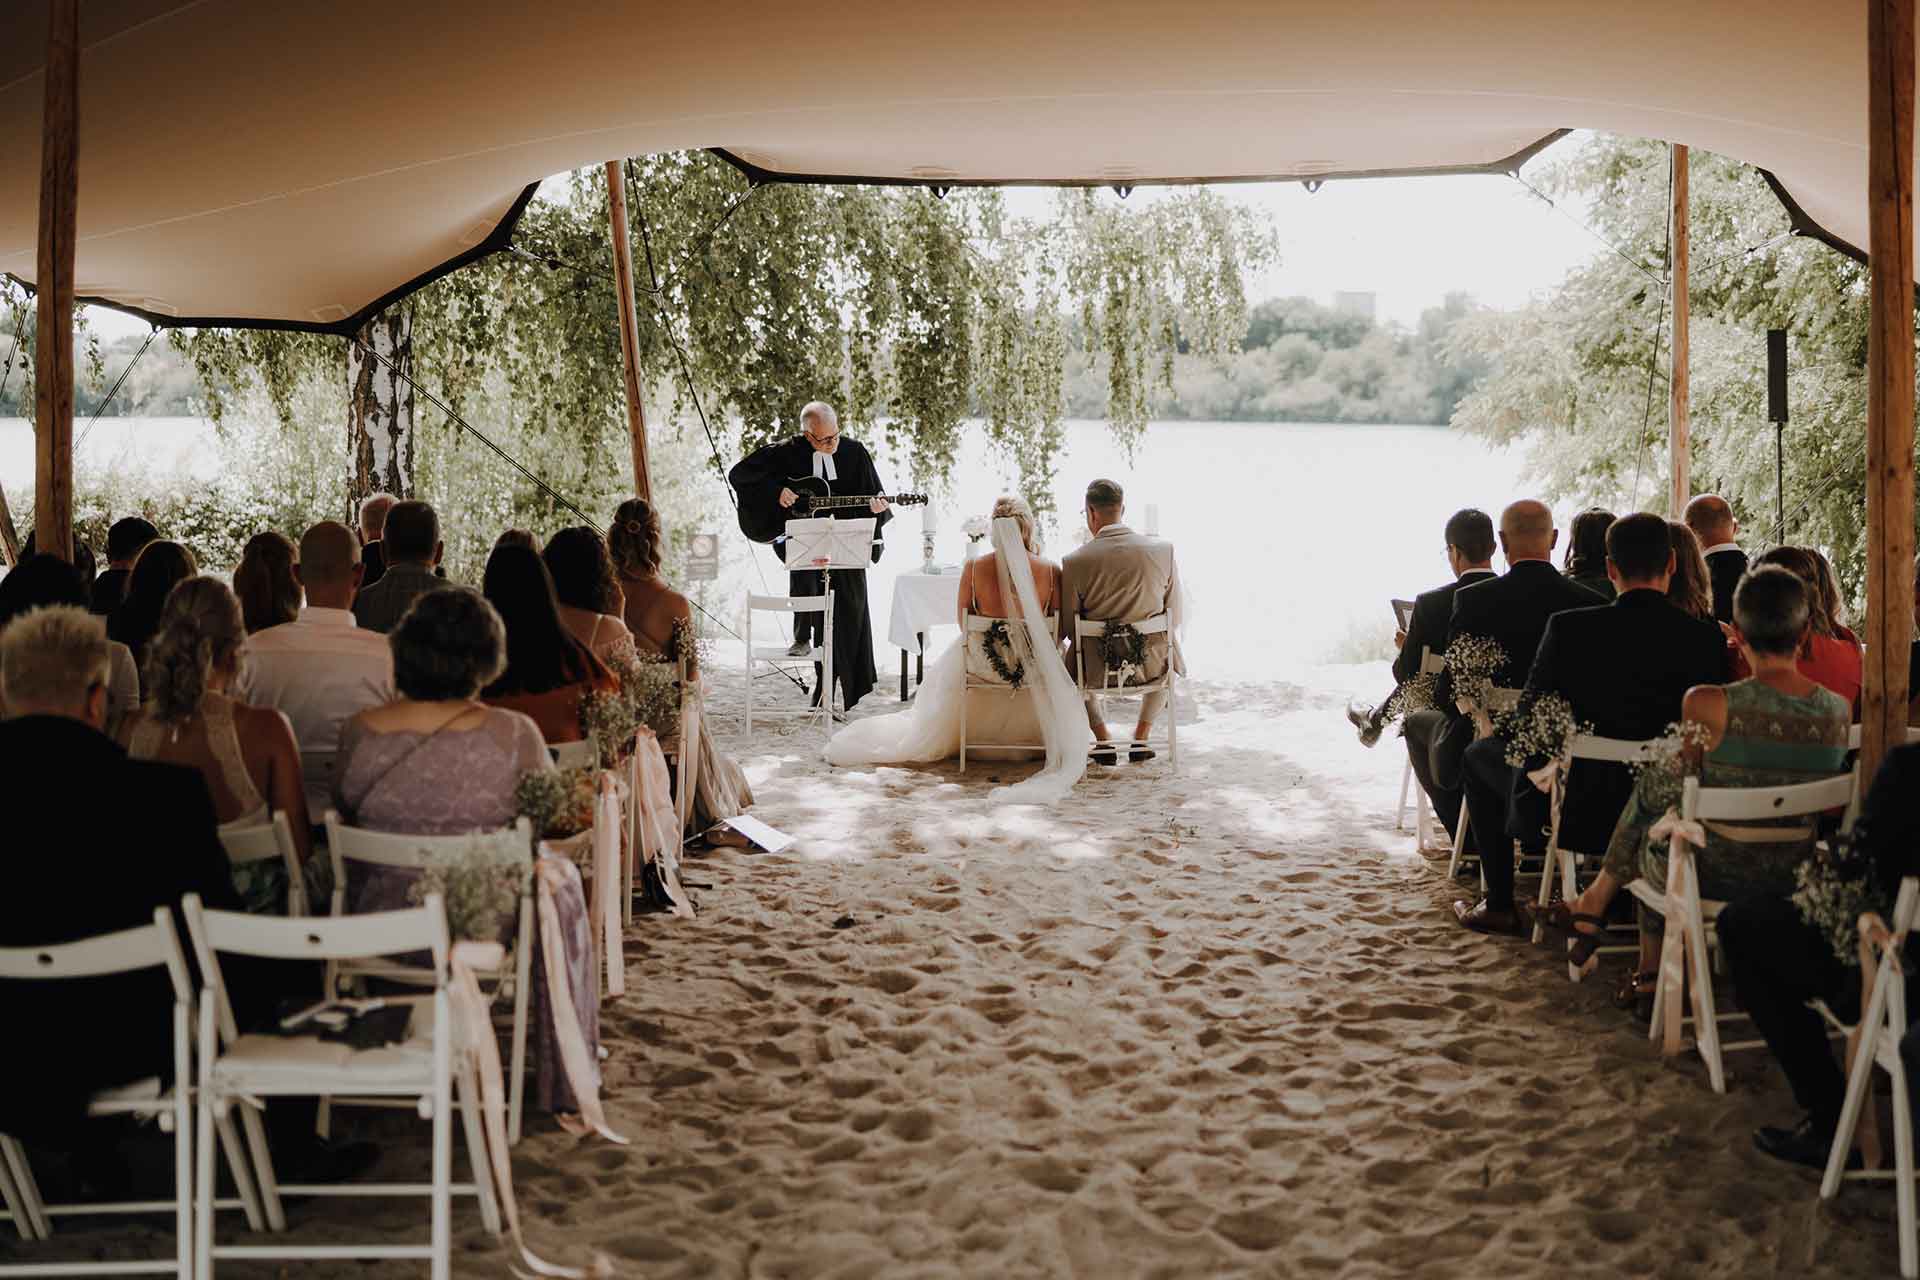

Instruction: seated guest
[0,605,247,1146]
[1733,546,1863,712]
[238,521,394,817]
[90,516,158,616]
[480,544,617,744]
[607,499,754,833]
[0,553,140,737]
[1721,741,1920,1169]
[107,539,197,682]
[1684,493,1746,623]
[1428,500,1604,868]
[19,529,97,594]
[119,577,312,913]
[1909,555,1920,725]
[1456,512,1727,936]
[333,587,600,1119]
[351,499,444,634]
[356,492,396,589]
[1550,567,1849,1004]
[1348,507,1496,778]
[543,525,635,662]
[494,528,539,553]
[233,530,301,633]
[1666,520,1714,621]
[1562,507,1617,601]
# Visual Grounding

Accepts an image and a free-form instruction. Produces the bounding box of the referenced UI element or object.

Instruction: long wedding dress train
[825,517,1091,805]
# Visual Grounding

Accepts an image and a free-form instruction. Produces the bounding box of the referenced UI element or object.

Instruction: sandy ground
[5,653,1907,1277]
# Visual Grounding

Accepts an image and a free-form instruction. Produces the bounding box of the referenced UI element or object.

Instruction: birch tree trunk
[347,305,415,512]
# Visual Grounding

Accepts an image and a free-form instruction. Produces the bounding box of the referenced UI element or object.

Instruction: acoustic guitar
[736,474,930,548]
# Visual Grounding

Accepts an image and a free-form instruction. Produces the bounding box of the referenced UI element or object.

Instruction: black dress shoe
[1754,1117,1858,1172]
[785,638,812,658]
[1453,898,1523,936]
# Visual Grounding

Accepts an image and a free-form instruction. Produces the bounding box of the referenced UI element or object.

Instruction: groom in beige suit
[1059,478,1184,763]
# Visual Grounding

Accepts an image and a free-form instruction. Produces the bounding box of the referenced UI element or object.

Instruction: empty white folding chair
[219,811,309,916]
[182,892,500,1280]
[1628,767,1860,1093]
[744,589,834,734]
[1072,613,1178,765]
[0,908,263,1278]
[548,738,597,771]
[324,814,535,1144]
[959,612,1059,771]
[1531,733,1658,961]
[1394,647,1448,851]
[1821,876,1920,1278]
[1442,686,1522,882]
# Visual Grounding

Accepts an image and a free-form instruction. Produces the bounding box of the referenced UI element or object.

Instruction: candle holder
[921,530,937,573]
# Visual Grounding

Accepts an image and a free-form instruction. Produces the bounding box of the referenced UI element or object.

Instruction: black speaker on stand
[1767,328,1789,541]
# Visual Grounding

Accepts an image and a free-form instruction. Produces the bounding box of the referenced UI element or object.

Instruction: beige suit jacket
[1059,524,1185,688]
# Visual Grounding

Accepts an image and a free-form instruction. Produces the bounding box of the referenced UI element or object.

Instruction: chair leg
[0,1139,34,1241]
[1396,757,1413,830]
[1826,1006,1887,1197]
[0,1138,45,1240]
[237,1099,286,1232]
[1445,807,1469,879]
[1168,681,1177,766]
[1894,1047,1919,1280]
[453,1055,502,1236]
[1683,893,1725,1092]
[508,927,532,1146]
[195,1085,217,1280]
[213,1106,266,1232]
[1532,848,1558,945]
[431,996,453,1280]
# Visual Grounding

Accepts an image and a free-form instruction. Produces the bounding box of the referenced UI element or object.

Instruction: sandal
[1088,745,1118,766]
[1563,914,1609,982]
[1612,969,1657,1015]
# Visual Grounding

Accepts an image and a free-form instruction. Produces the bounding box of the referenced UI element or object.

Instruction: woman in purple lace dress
[334,587,601,1117]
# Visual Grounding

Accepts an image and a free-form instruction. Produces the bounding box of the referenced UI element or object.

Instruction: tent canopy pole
[33,0,77,564]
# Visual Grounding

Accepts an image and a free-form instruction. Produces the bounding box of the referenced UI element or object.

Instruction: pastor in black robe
[729,434,892,709]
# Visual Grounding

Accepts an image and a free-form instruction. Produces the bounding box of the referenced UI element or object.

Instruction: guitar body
[735,475,929,565]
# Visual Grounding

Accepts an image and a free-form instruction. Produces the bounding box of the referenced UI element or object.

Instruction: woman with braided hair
[118,575,313,912]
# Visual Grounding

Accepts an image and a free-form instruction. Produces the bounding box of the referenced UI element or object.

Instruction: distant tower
[1332,291,1377,322]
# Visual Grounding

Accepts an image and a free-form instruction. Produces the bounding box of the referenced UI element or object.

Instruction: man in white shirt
[238,521,394,816]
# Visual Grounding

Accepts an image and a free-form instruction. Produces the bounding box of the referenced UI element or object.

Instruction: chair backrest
[299,747,338,800]
[1072,613,1171,641]
[748,592,829,618]
[324,811,530,916]
[219,811,308,915]
[965,612,1060,635]
[1482,685,1522,714]
[0,906,192,1006]
[549,739,596,770]
[1417,646,1445,676]
[1566,733,1659,765]
[182,891,450,1043]
[1843,723,1920,750]
[1683,765,1860,824]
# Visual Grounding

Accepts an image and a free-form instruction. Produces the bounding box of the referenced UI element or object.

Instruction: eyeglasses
[808,431,840,446]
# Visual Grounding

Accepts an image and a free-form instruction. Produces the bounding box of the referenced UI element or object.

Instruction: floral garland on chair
[406,835,532,943]
[1100,621,1149,685]
[1793,831,1892,968]
[1500,693,1589,770]
[983,620,1027,688]
[1442,634,1508,713]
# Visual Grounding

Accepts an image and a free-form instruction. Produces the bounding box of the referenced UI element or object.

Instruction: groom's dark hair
[1086,479,1124,514]
[1443,508,1495,563]
[1605,512,1674,582]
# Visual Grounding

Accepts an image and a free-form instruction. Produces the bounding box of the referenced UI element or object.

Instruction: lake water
[0,416,1529,680]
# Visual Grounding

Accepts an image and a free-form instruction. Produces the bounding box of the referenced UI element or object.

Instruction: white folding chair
[1844,724,1920,750]
[1394,647,1447,851]
[1443,686,1521,883]
[1072,613,1177,765]
[1821,876,1920,1278]
[959,612,1058,771]
[324,814,534,1145]
[744,589,834,734]
[0,908,263,1277]
[1531,733,1658,963]
[219,811,309,916]
[181,893,501,1280]
[548,738,596,771]
[1628,767,1860,1093]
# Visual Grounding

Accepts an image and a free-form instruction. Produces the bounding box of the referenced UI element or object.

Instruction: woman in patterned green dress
[1546,567,1850,999]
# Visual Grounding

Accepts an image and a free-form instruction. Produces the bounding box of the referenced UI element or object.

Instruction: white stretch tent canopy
[0,0,1898,334]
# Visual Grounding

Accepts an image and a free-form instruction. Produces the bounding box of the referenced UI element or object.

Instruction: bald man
[1427,503,1605,923]
[238,521,395,815]
[1683,494,1745,623]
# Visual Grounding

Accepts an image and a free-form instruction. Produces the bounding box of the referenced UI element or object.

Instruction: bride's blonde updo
[991,495,1036,552]
[144,575,246,725]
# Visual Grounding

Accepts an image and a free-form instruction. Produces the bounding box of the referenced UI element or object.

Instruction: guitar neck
[810,494,894,510]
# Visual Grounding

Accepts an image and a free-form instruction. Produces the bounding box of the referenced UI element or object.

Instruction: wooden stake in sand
[1668,143,1690,518]
[1863,0,1916,783]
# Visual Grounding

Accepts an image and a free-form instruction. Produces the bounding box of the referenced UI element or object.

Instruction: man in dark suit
[1684,493,1746,624]
[88,516,157,616]
[351,500,446,634]
[1349,508,1497,751]
[0,606,244,1145]
[355,492,396,590]
[1454,512,1727,935]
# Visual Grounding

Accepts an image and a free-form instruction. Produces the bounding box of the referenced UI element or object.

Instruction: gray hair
[145,576,246,725]
[390,587,506,701]
[1733,565,1812,658]
[2,605,112,713]
[799,402,839,435]
[357,492,398,540]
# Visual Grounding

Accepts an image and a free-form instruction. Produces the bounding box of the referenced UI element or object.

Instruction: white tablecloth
[888,571,962,653]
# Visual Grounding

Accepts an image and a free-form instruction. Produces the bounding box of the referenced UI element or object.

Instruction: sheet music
[785,517,876,569]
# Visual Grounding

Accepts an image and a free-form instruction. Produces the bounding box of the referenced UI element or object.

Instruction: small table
[888,570,962,701]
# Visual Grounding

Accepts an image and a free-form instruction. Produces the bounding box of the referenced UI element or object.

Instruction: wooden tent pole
[0,485,20,566]
[1864,0,1916,782]
[34,0,79,564]
[605,160,653,503]
[1668,143,1690,517]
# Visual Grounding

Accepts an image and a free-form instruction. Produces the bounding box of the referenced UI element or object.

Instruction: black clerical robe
[729,435,893,710]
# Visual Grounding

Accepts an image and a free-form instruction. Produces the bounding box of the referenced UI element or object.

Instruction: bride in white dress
[826,498,1092,804]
